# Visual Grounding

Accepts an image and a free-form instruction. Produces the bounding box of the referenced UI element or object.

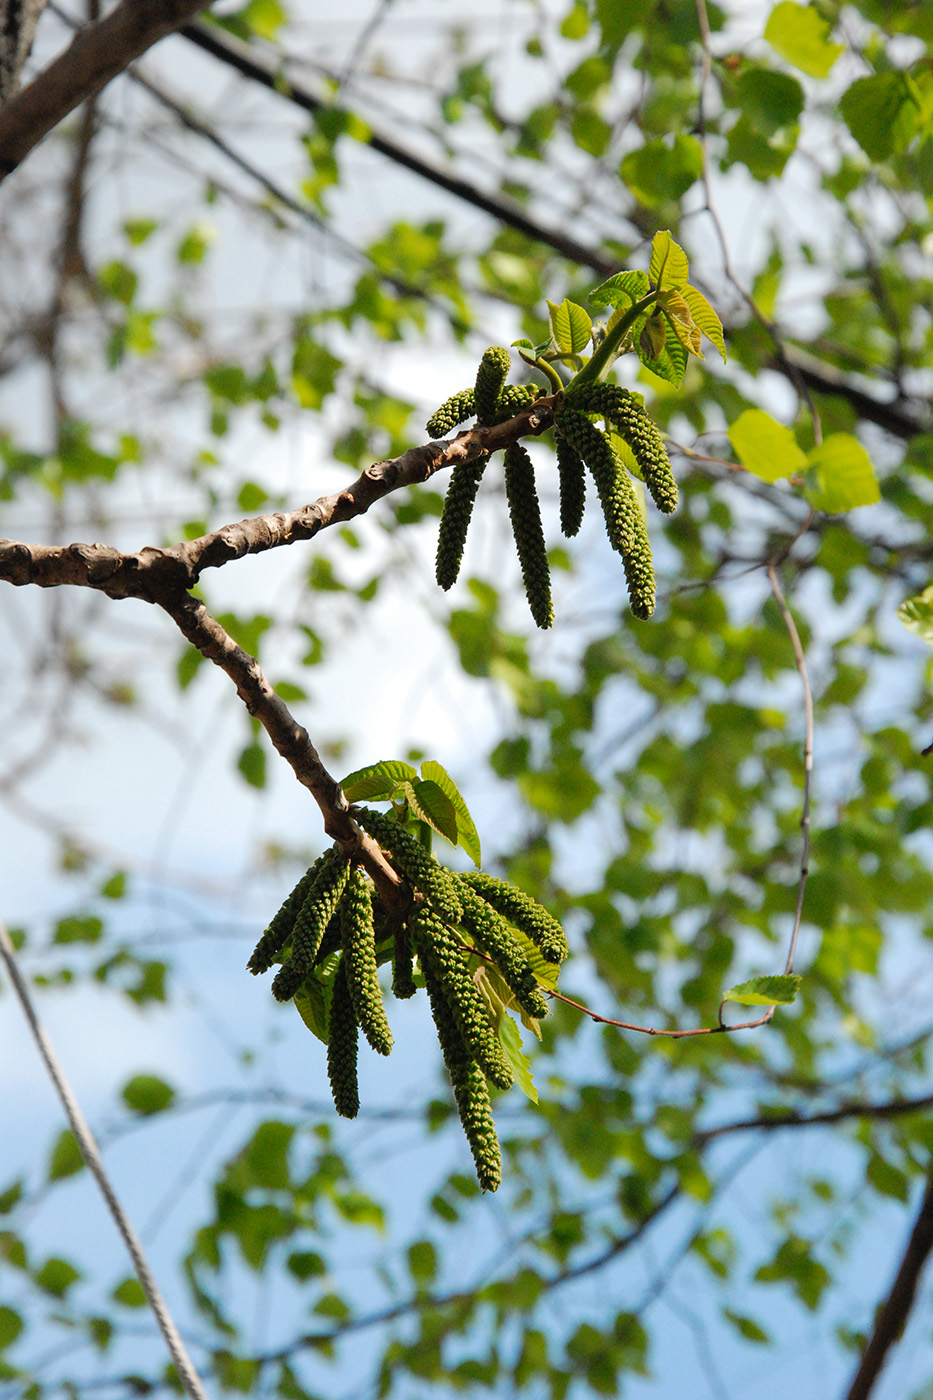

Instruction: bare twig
[0,0,213,179]
[544,984,775,1039]
[692,0,823,446]
[844,1164,933,1400]
[767,560,813,978]
[179,19,616,276]
[0,920,209,1400]
[535,561,814,1040]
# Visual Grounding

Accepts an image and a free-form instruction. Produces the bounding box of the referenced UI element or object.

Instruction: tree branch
[0,0,214,179]
[180,19,617,277]
[0,397,557,599]
[158,590,405,909]
[769,353,929,443]
[844,1165,933,1400]
[0,0,50,101]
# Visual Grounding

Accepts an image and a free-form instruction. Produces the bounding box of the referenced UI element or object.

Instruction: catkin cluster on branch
[428,346,549,626]
[425,344,678,627]
[249,808,568,1190]
[553,403,657,619]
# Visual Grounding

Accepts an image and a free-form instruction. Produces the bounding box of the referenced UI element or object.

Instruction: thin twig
[545,985,774,1039]
[767,560,813,977]
[0,920,209,1400]
[179,18,616,276]
[692,0,823,446]
[536,563,814,1039]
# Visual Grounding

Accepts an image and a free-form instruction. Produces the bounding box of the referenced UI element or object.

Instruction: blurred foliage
[2,0,933,1397]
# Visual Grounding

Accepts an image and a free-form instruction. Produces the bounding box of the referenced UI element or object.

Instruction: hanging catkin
[504,442,554,630]
[341,868,393,1056]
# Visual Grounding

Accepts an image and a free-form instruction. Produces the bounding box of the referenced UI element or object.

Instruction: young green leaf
[496,1008,538,1103]
[293,951,342,1044]
[420,759,482,865]
[589,269,650,310]
[764,1,843,79]
[340,758,417,802]
[807,434,880,513]
[722,973,802,1007]
[648,230,689,292]
[404,779,460,846]
[657,290,702,356]
[728,409,808,483]
[682,286,727,361]
[898,585,933,647]
[546,298,593,356]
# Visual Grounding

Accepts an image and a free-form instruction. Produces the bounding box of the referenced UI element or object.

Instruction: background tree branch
[0,0,213,177]
[844,1166,933,1400]
[0,0,50,101]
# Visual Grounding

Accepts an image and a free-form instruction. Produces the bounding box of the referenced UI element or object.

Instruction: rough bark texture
[0,397,557,600]
[0,0,49,103]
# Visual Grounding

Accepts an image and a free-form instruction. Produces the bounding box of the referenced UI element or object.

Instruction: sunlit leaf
[728,409,808,483]
[340,759,417,802]
[546,298,593,355]
[648,230,689,291]
[722,973,801,1006]
[807,434,880,512]
[764,1,844,78]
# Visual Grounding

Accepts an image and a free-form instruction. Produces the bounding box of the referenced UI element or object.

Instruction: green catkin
[456,883,549,1020]
[326,956,360,1119]
[569,382,678,514]
[271,849,351,1002]
[412,908,514,1092]
[494,382,537,421]
[474,346,512,423]
[341,868,393,1056]
[435,459,487,590]
[504,442,554,630]
[426,387,476,439]
[392,920,418,999]
[618,495,656,623]
[247,857,324,975]
[312,910,344,967]
[421,957,502,1191]
[554,408,656,618]
[459,871,568,965]
[555,435,586,538]
[353,806,462,925]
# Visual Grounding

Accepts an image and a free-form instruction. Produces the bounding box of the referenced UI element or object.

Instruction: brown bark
[0,0,213,179]
[0,396,557,600]
[0,0,50,102]
[844,1166,933,1400]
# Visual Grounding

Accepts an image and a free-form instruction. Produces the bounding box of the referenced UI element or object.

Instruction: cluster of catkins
[248,806,567,1191]
[427,347,679,624]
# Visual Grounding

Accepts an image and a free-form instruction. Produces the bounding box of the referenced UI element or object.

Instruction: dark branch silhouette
[180,19,617,277]
[844,1165,933,1400]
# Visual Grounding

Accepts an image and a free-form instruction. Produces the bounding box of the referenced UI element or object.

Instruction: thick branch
[0,398,557,600]
[844,1165,933,1400]
[0,0,213,179]
[159,591,405,907]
